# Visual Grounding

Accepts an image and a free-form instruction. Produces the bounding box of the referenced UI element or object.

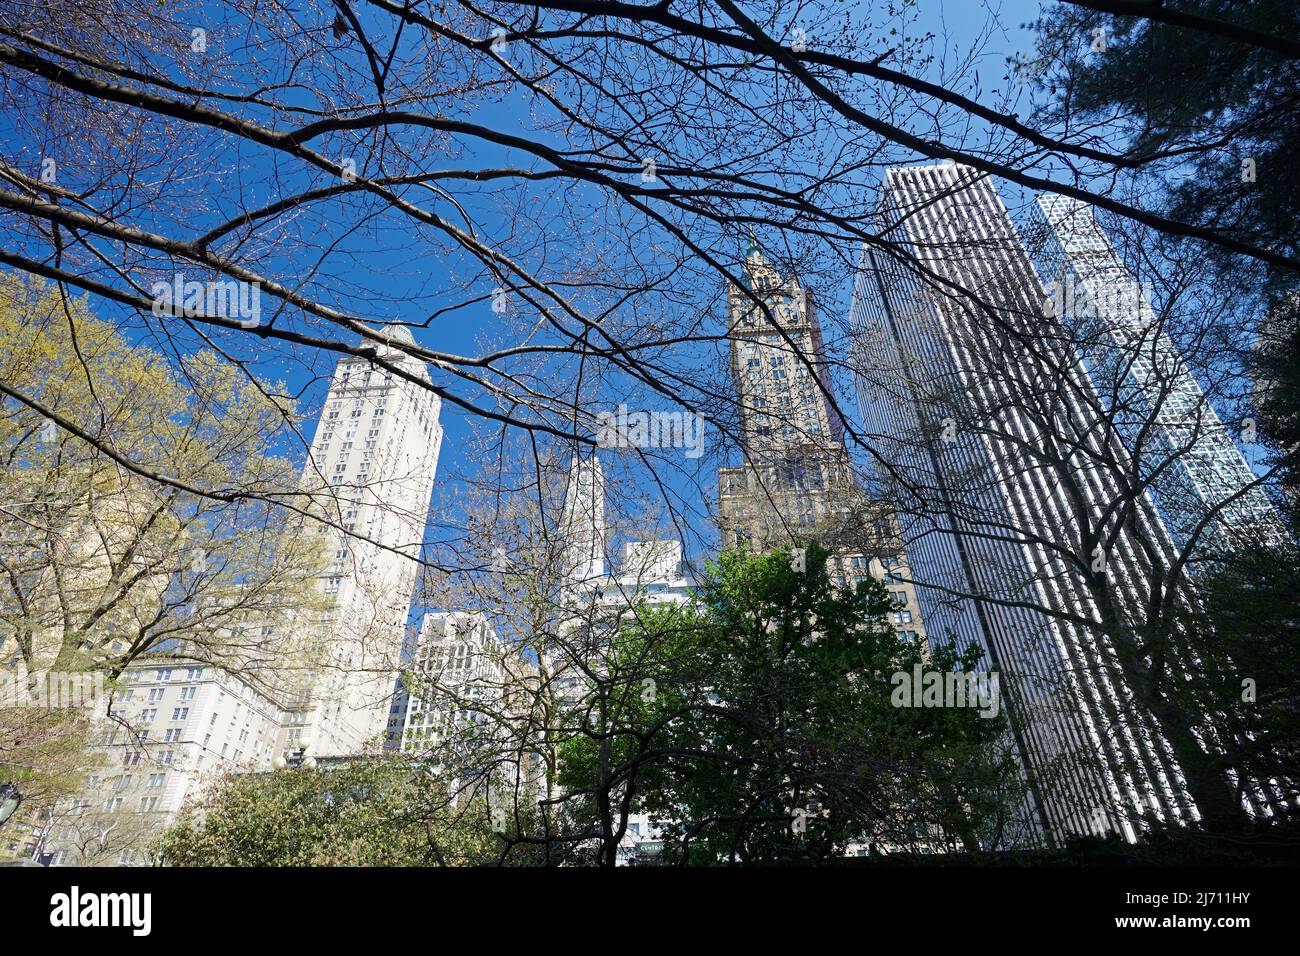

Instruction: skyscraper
[719,240,927,648]
[559,452,608,594]
[285,327,443,757]
[31,328,445,864]
[550,452,697,705]
[1029,194,1286,554]
[849,163,1206,842]
[728,233,844,457]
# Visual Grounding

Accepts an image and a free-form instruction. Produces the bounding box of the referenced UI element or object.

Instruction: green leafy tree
[558,544,1024,865]
[1252,294,1300,511]
[0,274,331,694]
[157,757,542,867]
[1164,541,1300,816]
[1031,2,1299,279]
[0,707,102,862]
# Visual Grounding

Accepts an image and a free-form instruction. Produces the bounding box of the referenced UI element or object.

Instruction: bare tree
[1,0,1294,856]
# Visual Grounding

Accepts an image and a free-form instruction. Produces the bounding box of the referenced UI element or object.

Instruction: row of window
[138,667,204,683]
[103,796,160,814]
[136,706,190,722]
[111,772,167,792]
[122,750,175,767]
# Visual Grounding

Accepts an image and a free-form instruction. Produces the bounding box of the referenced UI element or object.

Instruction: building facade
[1028,194,1287,553]
[558,452,609,596]
[26,327,445,864]
[396,612,513,757]
[719,240,927,647]
[28,661,287,865]
[848,163,1213,843]
[284,326,443,758]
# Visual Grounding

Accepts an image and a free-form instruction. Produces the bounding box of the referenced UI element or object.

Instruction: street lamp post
[0,783,22,828]
[272,740,316,770]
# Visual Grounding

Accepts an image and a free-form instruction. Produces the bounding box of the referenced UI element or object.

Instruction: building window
[882,556,906,584]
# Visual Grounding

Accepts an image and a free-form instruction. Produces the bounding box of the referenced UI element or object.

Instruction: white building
[32,326,445,864]
[550,458,696,862]
[284,326,443,758]
[393,611,546,816]
[35,661,287,865]
[550,454,698,707]
[559,452,608,595]
[397,612,514,757]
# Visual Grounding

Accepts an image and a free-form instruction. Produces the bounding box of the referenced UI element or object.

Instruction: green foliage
[1032,2,1299,282]
[0,272,331,683]
[0,706,103,859]
[157,757,542,867]
[1168,541,1300,810]
[1252,295,1300,509]
[557,544,1023,864]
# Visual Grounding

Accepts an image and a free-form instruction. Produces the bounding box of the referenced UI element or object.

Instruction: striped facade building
[848,163,1203,843]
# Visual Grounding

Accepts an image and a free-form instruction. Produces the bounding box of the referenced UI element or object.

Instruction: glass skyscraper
[1029,194,1286,557]
[849,163,1209,843]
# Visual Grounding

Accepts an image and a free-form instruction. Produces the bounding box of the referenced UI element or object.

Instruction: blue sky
[16,0,1199,577]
